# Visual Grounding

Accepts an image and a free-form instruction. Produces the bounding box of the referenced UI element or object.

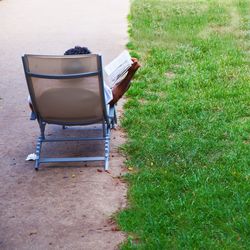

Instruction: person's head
[64,46,91,55]
[62,46,92,74]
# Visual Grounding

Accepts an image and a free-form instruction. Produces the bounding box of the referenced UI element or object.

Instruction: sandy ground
[0,0,129,249]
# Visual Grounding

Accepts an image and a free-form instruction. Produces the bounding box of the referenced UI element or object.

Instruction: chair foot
[35,161,40,170]
[104,161,109,171]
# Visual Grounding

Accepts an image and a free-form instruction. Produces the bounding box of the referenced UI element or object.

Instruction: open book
[104,51,132,86]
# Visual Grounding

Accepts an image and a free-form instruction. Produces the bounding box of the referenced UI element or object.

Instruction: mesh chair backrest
[23,55,107,125]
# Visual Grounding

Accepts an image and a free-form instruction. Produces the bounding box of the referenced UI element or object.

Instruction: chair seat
[37,87,102,123]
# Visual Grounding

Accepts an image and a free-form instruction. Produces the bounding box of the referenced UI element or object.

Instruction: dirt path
[0,0,129,249]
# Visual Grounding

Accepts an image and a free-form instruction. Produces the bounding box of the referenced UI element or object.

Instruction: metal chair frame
[22,54,117,171]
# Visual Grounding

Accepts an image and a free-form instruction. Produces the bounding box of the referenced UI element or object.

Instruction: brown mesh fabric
[26,55,104,124]
[27,55,98,75]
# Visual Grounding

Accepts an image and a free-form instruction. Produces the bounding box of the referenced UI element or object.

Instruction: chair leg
[35,136,43,170]
[111,118,115,129]
[35,121,46,170]
[102,120,106,138]
[39,121,46,140]
[104,125,111,171]
[104,139,109,171]
[114,108,117,125]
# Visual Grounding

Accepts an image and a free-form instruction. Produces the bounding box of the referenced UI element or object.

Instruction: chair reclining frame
[22,54,117,170]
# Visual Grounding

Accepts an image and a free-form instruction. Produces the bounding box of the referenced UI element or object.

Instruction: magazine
[104,51,132,86]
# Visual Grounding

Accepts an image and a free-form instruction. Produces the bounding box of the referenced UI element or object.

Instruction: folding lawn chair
[22,54,117,170]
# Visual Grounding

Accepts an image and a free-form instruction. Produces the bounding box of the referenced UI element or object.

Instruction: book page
[105,51,132,86]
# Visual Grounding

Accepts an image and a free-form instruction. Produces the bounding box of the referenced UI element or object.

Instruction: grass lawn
[117,0,250,249]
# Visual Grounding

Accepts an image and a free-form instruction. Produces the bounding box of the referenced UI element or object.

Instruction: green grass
[117,0,250,249]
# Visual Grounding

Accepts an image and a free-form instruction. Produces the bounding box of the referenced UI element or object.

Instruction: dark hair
[64,46,91,55]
